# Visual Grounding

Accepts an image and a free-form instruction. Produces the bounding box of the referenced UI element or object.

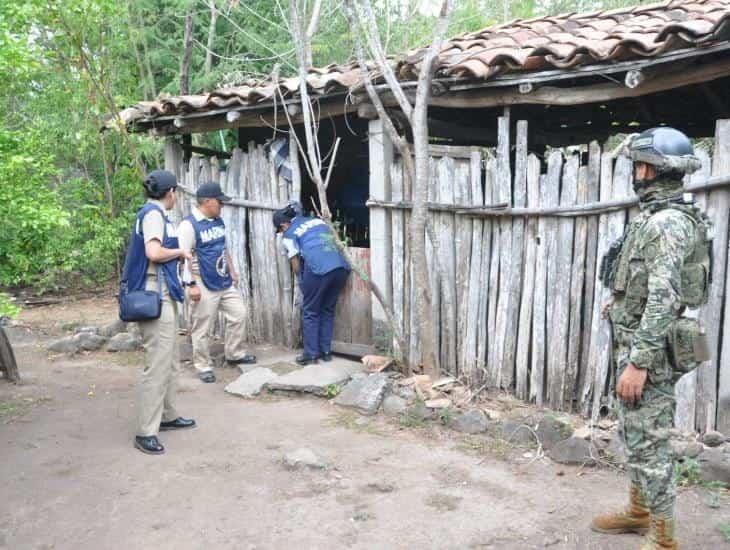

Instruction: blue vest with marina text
[120,203,184,303]
[283,216,349,276]
[187,214,232,291]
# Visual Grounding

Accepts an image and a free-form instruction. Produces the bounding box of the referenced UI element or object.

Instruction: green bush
[0,130,140,290]
[0,131,70,287]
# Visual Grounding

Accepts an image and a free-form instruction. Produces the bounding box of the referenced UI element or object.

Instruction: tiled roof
[119,0,730,127]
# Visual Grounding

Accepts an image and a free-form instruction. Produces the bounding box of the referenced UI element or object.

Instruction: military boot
[590,484,650,534]
[639,515,678,550]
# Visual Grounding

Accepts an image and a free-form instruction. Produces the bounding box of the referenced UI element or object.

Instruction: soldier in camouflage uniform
[591,127,712,550]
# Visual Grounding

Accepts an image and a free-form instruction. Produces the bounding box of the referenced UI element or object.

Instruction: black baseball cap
[144,169,177,194]
[196,181,231,202]
[272,206,296,233]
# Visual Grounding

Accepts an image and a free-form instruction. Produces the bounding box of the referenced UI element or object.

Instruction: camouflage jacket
[609,194,700,374]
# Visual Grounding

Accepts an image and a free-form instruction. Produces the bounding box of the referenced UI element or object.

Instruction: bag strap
[156,265,162,298]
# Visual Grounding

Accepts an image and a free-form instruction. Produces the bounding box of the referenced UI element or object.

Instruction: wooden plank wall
[383,119,730,431]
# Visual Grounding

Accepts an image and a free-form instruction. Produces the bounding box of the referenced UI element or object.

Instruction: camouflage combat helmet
[629,127,701,180]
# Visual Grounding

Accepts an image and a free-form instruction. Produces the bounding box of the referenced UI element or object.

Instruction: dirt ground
[1,296,729,550]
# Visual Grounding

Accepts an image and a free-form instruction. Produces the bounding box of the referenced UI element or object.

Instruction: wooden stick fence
[164,139,300,347]
[162,118,730,432]
[369,118,730,431]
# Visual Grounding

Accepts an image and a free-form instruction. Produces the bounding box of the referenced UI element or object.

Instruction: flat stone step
[225,367,279,398]
[266,361,363,396]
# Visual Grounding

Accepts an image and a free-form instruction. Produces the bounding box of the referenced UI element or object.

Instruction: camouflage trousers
[613,338,677,517]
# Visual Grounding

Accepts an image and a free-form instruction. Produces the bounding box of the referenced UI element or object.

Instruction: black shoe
[160,417,196,431]
[227,354,257,365]
[320,352,333,362]
[134,435,165,455]
[296,354,318,366]
[199,371,216,383]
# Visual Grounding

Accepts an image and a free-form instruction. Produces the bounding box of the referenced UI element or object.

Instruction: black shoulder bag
[119,266,162,322]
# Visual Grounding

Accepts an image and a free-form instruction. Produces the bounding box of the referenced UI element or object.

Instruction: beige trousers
[136,276,180,437]
[190,276,249,373]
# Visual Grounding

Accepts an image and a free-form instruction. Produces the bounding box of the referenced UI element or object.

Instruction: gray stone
[382,394,408,416]
[99,320,127,338]
[451,410,488,434]
[671,440,704,459]
[548,437,597,466]
[75,325,100,335]
[179,340,193,362]
[267,362,363,396]
[210,341,225,359]
[74,332,107,351]
[334,373,390,415]
[406,401,436,422]
[393,385,416,402]
[282,448,328,470]
[225,368,278,398]
[572,425,593,440]
[127,323,141,337]
[698,447,730,485]
[702,430,726,448]
[686,441,704,459]
[48,336,80,354]
[536,415,574,450]
[106,332,143,352]
[500,419,538,447]
[604,432,627,465]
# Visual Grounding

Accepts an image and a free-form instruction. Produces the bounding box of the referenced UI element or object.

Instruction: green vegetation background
[0,0,639,314]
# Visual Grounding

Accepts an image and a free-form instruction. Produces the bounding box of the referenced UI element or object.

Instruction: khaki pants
[136,276,180,437]
[190,276,249,373]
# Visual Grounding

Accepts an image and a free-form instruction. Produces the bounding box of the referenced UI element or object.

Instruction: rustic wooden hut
[118,0,730,431]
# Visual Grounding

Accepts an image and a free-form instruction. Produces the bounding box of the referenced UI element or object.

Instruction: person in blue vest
[121,169,196,455]
[273,204,351,365]
[178,182,256,383]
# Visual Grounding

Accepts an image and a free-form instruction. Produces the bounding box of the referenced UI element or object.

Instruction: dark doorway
[296,116,370,247]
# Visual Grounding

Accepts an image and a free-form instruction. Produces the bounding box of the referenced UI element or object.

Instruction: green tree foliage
[0,0,644,293]
[0,0,152,290]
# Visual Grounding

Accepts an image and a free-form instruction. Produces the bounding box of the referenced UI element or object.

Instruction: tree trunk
[0,326,19,383]
[180,13,194,95]
[406,0,452,377]
[204,1,218,80]
[126,6,150,101]
[130,3,157,98]
[286,0,407,365]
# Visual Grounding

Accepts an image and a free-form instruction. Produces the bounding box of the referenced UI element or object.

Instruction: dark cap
[143,169,177,195]
[272,205,296,233]
[196,181,231,202]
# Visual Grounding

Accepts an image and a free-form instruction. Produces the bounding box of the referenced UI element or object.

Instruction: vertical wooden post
[290,132,302,203]
[547,152,577,409]
[490,111,513,388]
[711,120,730,432]
[588,155,633,420]
[578,142,602,400]
[504,120,528,389]
[515,154,540,399]
[368,119,393,350]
